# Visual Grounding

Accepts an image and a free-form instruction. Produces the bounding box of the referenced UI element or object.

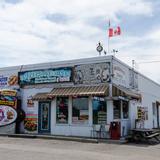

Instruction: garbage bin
[110,121,121,140]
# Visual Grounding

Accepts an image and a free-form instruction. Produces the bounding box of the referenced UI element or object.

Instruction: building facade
[0,56,160,139]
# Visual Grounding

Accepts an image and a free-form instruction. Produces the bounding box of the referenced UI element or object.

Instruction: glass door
[38,101,51,134]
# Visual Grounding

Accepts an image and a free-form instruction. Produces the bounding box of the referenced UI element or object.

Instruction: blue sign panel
[0,77,8,86]
[19,68,72,85]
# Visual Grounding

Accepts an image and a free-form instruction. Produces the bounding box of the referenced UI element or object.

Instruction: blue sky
[0,0,160,83]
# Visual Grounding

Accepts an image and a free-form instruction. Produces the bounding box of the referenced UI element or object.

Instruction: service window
[113,100,121,119]
[72,97,89,124]
[92,97,107,124]
[122,101,129,119]
[56,97,69,124]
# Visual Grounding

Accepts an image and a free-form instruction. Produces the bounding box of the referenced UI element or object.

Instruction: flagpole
[108,20,110,54]
[108,35,110,54]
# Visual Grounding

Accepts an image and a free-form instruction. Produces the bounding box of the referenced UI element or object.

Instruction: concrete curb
[0,134,99,144]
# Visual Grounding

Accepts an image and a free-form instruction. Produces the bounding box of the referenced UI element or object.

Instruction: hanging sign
[18,67,72,85]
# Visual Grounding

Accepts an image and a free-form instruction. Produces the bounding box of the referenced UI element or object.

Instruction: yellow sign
[0,90,17,97]
[137,107,142,119]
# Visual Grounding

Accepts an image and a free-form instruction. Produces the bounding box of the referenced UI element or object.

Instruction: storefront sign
[0,90,17,97]
[0,105,17,127]
[19,68,72,85]
[74,62,110,84]
[0,75,18,88]
[0,90,17,109]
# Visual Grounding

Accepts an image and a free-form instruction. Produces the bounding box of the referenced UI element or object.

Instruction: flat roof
[0,55,160,87]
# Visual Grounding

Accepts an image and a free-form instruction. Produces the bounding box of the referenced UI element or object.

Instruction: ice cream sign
[0,106,17,127]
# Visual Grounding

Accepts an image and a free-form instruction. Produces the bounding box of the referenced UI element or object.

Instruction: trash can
[110,121,121,140]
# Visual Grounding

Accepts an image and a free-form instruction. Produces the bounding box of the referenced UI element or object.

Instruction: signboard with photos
[18,67,72,86]
[0,90,17,109]
[74,62,110,85]
[0,90,18,127]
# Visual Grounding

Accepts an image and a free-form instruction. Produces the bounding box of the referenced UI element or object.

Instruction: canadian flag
[108,26,121,37]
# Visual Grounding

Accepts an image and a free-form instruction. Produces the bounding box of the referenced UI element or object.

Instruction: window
[113,100,121,119]
[92,97,106,124]
[122,101,129,119]
[152,103,156,115]
[72,97,89,124]
[56,97,68,124]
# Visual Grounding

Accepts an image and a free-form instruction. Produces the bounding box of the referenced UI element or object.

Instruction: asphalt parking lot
[0,137,160,160]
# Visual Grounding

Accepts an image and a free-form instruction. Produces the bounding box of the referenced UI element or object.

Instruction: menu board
[97,111,106,124]
[19,67,72,86]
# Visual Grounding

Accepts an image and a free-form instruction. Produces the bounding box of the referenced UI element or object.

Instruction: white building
[0,56,160,139]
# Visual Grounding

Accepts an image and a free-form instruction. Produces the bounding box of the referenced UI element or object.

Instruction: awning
[112,84,141,100]
[48,85,109,97]
[32,93,49,100]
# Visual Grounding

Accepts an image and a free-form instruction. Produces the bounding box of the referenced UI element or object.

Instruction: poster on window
[56,97,68,124]
[80,110,88,122]
[72,110,89,124]
[137,107,148,120]
[74,62,110,84]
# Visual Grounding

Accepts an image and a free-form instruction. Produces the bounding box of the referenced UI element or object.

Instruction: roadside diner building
[0,56,160,139]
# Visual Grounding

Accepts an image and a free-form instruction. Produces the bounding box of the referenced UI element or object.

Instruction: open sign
[0,105,17,127]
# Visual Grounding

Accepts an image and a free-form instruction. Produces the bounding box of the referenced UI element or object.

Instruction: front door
[38,101,51,134]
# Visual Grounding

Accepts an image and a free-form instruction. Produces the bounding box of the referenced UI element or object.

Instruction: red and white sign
[0,105,17,127]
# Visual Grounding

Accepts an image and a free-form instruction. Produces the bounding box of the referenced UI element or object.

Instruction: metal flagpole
[108,20,110,54]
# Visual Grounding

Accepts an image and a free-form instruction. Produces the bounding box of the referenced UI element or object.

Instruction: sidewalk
[0,133,127,144]
[0,133,99,143]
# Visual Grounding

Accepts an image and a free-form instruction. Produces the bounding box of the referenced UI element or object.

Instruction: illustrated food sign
[19,68,72,85]
[0,90,17,109]
[0,75,18,88]
[0,105,17,127]
[24,114,38,132]
[74,63,110,84]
